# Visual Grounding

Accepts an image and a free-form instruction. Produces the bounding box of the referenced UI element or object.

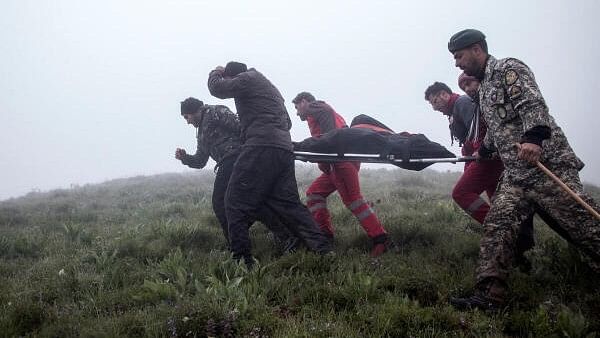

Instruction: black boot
[515,253,532,274]
[233,252,255,270]
[370,234,398,257]
[449,294,503,311]
[282,237,302,254]
[243,255,255,270]
[450,278,506,311]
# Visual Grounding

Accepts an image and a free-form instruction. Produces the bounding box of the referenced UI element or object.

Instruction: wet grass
[1,168,599,337]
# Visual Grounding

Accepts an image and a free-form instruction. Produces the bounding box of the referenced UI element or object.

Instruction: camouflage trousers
[476,167,600,286]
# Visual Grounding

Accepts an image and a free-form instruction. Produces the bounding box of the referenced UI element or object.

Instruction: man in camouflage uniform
[176,97,299,252]
[208,62,333,267]
[446,29,600,310]
[425,77,535,271]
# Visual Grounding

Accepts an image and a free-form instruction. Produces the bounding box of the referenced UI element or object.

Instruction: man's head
[425,82,453,115]
[448,29,488,77]
[292,91,316,121]
[180,97,203,127]
[224,61,247,77]
[458,72,480,99]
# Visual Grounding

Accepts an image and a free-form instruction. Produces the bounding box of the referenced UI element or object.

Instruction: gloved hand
[318,163,331,174]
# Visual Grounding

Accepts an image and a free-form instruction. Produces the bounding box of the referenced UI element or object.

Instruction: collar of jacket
[482,55,497,83]
[194,105,209,128]
[444,93,460,116]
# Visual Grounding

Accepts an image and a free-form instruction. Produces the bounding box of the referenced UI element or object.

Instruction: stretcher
[292,121,475,170]
[294,151,475,165]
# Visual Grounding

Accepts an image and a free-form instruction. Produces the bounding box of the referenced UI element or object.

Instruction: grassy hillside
[1,166,599,337]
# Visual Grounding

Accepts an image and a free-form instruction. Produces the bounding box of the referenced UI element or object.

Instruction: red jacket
[306,101,347,136]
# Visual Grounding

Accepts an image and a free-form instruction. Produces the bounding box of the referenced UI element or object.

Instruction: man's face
[462,79,480,99]
[183,113,198,127]
[453,47,481,76]
[294,99,310,121]
[427,91,450,114]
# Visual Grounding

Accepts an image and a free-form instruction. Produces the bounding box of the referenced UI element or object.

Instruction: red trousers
[306,162,387,238]
[452,158,504,224]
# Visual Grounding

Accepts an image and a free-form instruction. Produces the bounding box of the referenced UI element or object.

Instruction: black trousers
[212,153,299,249]
[212,155,237,244]
[225,147,332,261]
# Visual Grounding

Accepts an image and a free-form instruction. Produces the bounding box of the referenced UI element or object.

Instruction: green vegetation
[1,166,599,337]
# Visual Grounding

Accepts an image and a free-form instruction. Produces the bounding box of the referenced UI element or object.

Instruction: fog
[1,0,599,200]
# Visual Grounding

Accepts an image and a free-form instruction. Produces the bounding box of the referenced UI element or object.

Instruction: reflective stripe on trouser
[307,193,334,236]
[452,158,503,224]
[347,198,386,238]
[306,162,387,238]
[464,197,489,224]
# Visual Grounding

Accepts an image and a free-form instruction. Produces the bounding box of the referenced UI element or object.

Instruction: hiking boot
[450,277,506,311]
[244,256,255,270]
[233,253,255,270]
[515,254,532,274]
[282,237,302,254]
[449,294,503,311]
[370,234,397,258]
[324,233,335,248]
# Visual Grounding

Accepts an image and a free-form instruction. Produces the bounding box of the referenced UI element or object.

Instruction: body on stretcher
[292,122,471,170]
[294,151,475,165]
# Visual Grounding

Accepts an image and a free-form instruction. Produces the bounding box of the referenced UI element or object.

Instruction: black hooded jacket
[208,68,293,151]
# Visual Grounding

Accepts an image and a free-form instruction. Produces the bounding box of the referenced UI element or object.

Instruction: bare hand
[175,148,187,160]
[516,143,542,165]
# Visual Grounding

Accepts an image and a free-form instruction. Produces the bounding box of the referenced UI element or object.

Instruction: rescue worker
[425,81,504,224]
[292,92,395,257]
[207,62,333,267]
[447,29,600,310]
[175,97,300,252]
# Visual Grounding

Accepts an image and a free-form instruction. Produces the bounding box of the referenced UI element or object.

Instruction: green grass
[1,167,599,337]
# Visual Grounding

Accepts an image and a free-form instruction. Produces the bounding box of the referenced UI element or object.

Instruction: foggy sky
[1,0,599,200]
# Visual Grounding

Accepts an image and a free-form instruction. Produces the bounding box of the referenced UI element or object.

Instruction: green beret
[448,29,486,53]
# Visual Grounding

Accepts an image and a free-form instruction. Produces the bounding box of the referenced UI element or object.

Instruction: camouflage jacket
[479,55,584,183]
[180,105,241,169]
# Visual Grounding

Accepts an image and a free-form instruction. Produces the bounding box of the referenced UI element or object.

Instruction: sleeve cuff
[478,144,495,158]
[181,154,192,166]
[521,126,551,147]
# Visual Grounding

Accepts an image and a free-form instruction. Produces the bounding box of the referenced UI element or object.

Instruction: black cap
[180,97,203,115]
[448,29,486,53]
[224,61,247,77]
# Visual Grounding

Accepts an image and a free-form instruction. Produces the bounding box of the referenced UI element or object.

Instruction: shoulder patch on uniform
[504,69,519,86]
[508,85,522,100]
